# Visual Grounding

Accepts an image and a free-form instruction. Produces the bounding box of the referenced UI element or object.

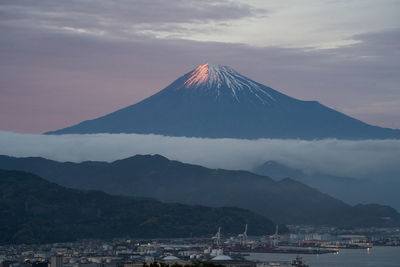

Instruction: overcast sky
[1,0,400,133]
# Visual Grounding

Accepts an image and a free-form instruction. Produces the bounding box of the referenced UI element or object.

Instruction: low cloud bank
[0,131,399,179]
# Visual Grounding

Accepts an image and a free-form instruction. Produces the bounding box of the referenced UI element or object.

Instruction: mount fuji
[47,64,400,139]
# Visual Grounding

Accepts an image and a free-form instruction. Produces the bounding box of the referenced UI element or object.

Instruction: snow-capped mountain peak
[184,63,212,87]
[47,63,400,140]
[182,63,275,104]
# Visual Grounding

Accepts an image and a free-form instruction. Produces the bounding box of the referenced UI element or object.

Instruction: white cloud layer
[1,131,399,180]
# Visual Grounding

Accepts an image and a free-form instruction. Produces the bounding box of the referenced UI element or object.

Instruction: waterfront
[246,246,400,267]
[2,226,399,267]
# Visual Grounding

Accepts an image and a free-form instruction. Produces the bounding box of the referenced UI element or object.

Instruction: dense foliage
[0,169,277,244]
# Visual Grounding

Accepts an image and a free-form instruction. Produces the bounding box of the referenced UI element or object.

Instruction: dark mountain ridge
[1,154,399,228]
[46,64,400,139]
[0,169,277,244]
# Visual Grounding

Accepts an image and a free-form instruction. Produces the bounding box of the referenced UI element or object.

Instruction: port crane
[238,224,248,245]
[212,227,221,246]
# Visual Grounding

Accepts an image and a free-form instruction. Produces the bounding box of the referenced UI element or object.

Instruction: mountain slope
[253,160,400,210]
[46,64,400,139]
[0,169,277,244]
[1,154,399,227]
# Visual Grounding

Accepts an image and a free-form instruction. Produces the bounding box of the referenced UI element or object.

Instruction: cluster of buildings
[0,237,258,267]
[1,226,399,267]
[285,225,400,247]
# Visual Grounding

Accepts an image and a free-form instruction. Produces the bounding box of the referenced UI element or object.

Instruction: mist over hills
[0,169,277,244]
[46,64,400,140]
[253,161,400,210]
[3,131,400,180]
[1,154,399,228]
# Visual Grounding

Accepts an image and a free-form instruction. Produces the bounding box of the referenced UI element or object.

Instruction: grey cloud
[0,131,399,180]
[350,29,400,50]
[0,0,263,36]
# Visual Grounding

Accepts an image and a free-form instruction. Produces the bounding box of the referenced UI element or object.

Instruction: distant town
[1,226,399,267]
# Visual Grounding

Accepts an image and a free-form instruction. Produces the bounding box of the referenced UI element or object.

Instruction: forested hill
[0,169,278,244]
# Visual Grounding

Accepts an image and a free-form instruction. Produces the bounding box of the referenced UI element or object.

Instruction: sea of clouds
[1,130,399,179]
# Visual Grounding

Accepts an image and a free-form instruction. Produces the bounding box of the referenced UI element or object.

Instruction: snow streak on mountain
[47,64,400,139]
[182,64,275,104]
